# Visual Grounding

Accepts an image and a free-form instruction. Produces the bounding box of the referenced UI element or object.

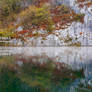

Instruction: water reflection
[0,47,92,92]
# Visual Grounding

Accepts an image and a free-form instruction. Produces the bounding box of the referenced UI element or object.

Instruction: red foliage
[18,30,29,34]
[25,34,34,37]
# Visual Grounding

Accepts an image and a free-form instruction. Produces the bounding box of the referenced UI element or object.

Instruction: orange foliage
[85,2,92,7]
[80,32,83,35]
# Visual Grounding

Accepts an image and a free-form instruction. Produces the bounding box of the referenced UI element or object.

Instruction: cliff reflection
[0,47,92,92]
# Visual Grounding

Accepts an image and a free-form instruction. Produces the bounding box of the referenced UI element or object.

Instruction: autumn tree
[0,0,21,28]
[19,5,54,32]
[0,0,21,16]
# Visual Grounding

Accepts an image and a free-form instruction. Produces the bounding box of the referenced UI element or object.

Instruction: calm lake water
[0,47,92,92]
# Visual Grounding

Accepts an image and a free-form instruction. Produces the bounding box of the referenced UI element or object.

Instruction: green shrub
[74,13,85,23]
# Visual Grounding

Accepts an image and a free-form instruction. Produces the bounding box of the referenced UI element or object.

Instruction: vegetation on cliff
[0,0,85,46]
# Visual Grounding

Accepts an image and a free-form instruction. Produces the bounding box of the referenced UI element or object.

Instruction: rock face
[14,0,92,46]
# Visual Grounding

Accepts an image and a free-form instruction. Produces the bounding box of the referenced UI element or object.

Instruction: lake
[0,47,92,92]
